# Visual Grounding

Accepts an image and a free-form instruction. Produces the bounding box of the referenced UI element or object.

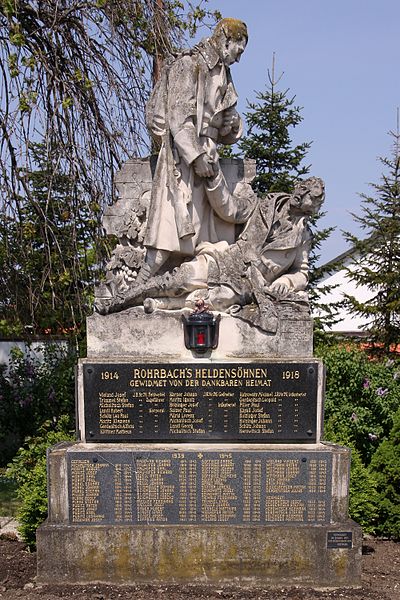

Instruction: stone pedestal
[37,258,361,587]
[37,441,361,586]
[38,521,361,586]
[86,308,314,360]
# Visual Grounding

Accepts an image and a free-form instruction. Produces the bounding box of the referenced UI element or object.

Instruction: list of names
[68,451,331,525]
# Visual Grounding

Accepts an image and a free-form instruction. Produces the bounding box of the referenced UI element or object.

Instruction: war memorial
[36,19,362,587]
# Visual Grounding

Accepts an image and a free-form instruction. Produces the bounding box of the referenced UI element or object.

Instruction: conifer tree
[308,223,343,333]
[239,54,311,195]
[238,55,340,329]
[371,406,400,537]
[343,129,400,353]
[0,143,106,337]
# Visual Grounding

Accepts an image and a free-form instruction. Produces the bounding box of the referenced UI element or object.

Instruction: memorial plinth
[86,308,314,360]
[37,308,362,587]
[38,441,361,586]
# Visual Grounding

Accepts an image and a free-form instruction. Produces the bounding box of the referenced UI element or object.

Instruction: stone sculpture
[96,177,324,333]
[141,17,250,281]
[94,18,325,334]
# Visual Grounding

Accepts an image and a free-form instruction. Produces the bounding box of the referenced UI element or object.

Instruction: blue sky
[197,0,400,263]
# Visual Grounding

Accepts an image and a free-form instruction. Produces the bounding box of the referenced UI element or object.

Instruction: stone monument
[37,18,362,587]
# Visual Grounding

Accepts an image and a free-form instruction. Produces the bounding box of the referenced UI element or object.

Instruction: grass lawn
[0,469,20,517]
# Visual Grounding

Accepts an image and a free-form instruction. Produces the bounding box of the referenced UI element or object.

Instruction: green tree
[343,130,400,354]
[309,232,344,337]
[316,343,400,464]
[238,55,340,329]
[346,447,379,535]
[0,1,218,201]
[0,342,76,465]
[239,55,311,195]
[6,416,75,548]
[316,343,400,533]
[0,143,106,336]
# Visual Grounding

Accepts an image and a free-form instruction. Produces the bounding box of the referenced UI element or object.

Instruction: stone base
[86,308,313,360]
[37,441,361,587]
[37,521,362,587]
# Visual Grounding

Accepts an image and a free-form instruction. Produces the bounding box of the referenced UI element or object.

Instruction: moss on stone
[215,18,248,41]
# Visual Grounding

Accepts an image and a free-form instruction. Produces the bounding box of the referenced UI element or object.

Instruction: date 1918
[282,370,300,380]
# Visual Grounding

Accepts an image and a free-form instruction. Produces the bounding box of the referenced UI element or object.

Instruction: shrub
[317,343,399,533]
[370,408,400,539]
[346,446,379,534]
[0,342,76,465]
[0,467,20,517]
[317,344,400,464]
[6,415,75,549]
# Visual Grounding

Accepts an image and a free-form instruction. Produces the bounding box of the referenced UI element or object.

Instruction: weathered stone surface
[37,520,362,586]
[86,308,313,359]
[95,177,325,333]
[46,441,75,524]
[39,441,361,586]
[95,154,259,308]
[102,157,256,244]
[37,17,362,591]
[143,20,249,256]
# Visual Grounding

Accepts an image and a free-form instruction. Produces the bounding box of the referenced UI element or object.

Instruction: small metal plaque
[327,531,353,549]
[67,450,332,525]
[82,362,320,442]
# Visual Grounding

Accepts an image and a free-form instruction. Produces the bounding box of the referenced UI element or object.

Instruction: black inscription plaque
[327,531,353,549]
[67,450,332,525]
[82,362,320,442]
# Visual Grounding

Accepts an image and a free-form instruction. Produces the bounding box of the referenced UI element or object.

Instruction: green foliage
[6,416,75,548]
[0,0,218,178]
[237,56,338,330]
[343,131,400,354]
[317,342,400,534]
[239,56,311,195]
[347,447,380,535]
[370,408,400,538]
[0,143,107,337]
[317,343,400,464]
[308,219,343,334]
[0,468,20,517]
[0,1,218,336]
[0,342,76,466]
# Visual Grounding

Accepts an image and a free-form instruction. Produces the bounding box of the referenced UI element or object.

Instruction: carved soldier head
[291,177,325,216]
[211,18,248,66]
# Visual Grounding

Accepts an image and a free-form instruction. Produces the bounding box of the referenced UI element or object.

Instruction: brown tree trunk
[152,0,164,86]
